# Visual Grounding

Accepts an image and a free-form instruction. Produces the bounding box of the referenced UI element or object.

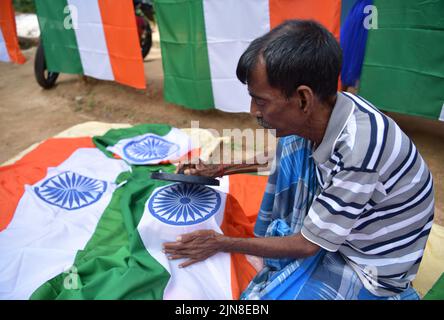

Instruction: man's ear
[295,85,314,113]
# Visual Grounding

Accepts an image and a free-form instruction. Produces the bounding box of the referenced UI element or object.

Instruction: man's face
[247,60,309,137]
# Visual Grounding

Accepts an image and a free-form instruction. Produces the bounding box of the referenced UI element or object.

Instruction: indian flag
[154,0,341,112]
[0,124,267,299]
[94,124,196,165]
[34,0,146,89]
[0,0,26,64]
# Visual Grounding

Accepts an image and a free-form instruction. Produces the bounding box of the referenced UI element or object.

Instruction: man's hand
[163,230,225,268]
[175,159,223,177]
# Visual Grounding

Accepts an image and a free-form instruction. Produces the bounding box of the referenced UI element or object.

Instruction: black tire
[140,23,152,59]
[34,42,59,89]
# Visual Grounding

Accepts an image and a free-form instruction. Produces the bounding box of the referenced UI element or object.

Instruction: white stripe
[348,93,386,170]
[347,199,434,241]
[380,125,403,176]
[384,143,417,190]
[67,0,114,80]
[439,103,444,121]
[331,178,376,194]
[316,166,325,188]
[329,98,355,158]
[307,206,351,237]
[203,0,270,112]
[347,249,424,267]
[317,194,363,215]
[345,113,357,150]
[383,159,425,202]
[0,27,10,62]
[355,177,433,228]
[137,184,233,300]
[317,153,341,181]
[363,220,433,255]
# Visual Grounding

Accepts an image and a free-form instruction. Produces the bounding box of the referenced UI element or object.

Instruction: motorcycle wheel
[140,23,153,59]
[34,42,59,89]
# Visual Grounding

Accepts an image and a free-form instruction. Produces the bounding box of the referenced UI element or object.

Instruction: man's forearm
[221,162,269,175]
[219,152,273,175]
[218,233,319,259]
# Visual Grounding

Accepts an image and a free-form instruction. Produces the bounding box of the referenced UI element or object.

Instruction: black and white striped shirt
[301,92,434,296]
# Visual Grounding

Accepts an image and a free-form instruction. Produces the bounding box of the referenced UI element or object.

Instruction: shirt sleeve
[301,168,380,252]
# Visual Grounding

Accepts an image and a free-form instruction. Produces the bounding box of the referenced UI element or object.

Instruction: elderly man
[164,20,434,300]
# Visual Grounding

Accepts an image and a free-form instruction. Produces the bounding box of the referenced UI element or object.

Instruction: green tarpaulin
[359,0,444,121]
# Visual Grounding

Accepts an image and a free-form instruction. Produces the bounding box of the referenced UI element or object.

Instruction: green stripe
[93,123,173,158]
[35,0,83,74]
[154,0,214,110]
[359,0,444,120]
[30,165,175,299]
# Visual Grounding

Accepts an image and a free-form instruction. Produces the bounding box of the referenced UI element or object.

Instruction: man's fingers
[163,247,180,254]
[178,230,210,243]
[183,168,200,176]
[163,241,187,250]
[176,163,192,174]
[163,232,199,251]
[179,259,200,268]
[167,254,186,260]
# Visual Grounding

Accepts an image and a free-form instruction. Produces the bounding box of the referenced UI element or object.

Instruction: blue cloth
[241,135,420,300]
[340,0,359,26]
[242,135,319,300]
[340,0,372,87]
[253,135,317,238]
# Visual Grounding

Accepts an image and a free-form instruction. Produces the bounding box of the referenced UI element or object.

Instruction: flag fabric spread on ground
[0,124,268,300]
[154,0,341,112]
[0,147,130,299]
[0,0,26,64]
[359,0,444,121]
[100,126,194,165]
[34,0,145,89]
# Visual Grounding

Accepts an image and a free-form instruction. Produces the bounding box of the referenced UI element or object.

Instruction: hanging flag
[0,0,26,64]
[340,0,372,87]
[153,0,341,112]
[34,0,146,89]
[359,0,444,121]
[0,125,268,300]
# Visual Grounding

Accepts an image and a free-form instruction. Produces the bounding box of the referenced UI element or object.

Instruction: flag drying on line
[34,0,146,89]
[0,124,268,300]
[0,0,26,64]
[359,0,444,121]
[154,0,341,112]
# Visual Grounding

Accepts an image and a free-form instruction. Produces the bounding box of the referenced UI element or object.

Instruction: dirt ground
[0,46,443,226]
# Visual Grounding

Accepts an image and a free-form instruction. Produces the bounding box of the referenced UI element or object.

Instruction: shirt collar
[312,92,355,164]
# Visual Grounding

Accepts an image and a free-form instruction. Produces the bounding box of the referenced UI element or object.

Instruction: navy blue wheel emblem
[35,171,107,211]
[123,135,180,163]
[147,184,221,226]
